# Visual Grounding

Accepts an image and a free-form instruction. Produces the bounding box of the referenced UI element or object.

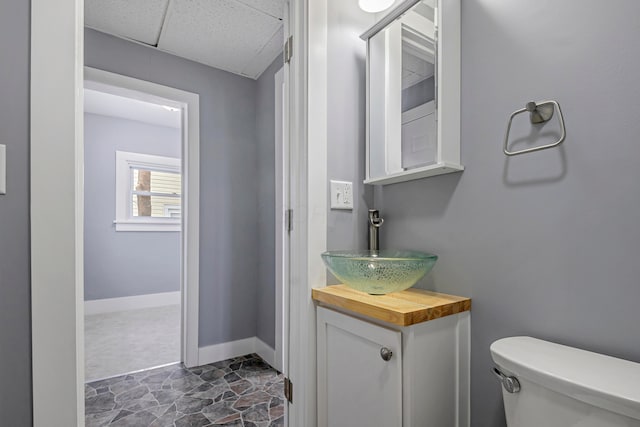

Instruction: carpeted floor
[85,305,181,382]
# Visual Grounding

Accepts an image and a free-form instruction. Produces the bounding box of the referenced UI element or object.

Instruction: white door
[317,307,403,427]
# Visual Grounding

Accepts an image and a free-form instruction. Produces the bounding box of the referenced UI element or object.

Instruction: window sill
[114,220,180,232]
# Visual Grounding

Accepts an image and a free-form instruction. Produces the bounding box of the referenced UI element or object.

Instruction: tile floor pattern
[85,354,284,427]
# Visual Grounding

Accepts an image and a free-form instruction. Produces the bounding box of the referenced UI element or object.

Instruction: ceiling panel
[236,0,285,20]
[242,26,284,78]
[85,0,169,46]
[158,0,282,78]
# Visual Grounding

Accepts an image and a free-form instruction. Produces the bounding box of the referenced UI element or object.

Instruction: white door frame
[31,0,200,420]
[31,0,85,424]
[31,0,325,425]
[83,67,200,369]
[286,0,328,426]
[274,66,287,373]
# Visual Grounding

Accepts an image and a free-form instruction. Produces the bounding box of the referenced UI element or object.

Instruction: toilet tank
[490,336,640,427]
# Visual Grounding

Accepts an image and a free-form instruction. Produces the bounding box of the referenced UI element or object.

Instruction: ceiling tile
[158,0,283,78]
[235,0,285,20]
[85,0,169,46]
[242,25,284,79]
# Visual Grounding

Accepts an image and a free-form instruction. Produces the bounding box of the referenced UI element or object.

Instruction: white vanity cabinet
[314,285,471,427]
[317,306,403,426]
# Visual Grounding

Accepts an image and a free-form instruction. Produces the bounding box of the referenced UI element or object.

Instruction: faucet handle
[368,209,384,226]
[368,209,383,251]
[370,217,384,227]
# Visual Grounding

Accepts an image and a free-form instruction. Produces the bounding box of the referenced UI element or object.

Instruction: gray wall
[255,55,283,348]
[84,113,181,300]
[374,1,640,425]
[326,0,375,262]
[327,0,640,425]
[0,0,32,424]
[86,28,260,347]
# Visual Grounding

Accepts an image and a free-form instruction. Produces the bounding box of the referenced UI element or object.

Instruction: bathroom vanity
[313,285,471,427]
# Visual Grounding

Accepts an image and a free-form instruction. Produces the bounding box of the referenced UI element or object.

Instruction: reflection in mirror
[401,2,436,170]
[367,0,438,180]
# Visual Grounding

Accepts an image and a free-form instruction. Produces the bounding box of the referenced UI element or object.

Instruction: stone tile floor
[85,354,284,427]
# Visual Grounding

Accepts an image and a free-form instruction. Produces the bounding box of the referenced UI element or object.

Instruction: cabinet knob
[380,347,393,361]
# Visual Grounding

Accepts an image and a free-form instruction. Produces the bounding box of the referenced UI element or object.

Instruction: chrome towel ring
[503,100,566,156]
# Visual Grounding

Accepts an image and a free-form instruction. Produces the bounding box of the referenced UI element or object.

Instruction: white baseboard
[199,337,256,365]
[199,337,277,370]
[84,291,180,315]
[255,337,277,370]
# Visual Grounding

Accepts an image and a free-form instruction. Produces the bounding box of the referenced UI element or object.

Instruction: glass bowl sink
[321,249,438,295]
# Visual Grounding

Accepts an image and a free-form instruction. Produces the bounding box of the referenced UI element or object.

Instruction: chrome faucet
[368,209,384,251]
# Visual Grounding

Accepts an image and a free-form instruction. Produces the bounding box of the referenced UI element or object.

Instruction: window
[115,151,181,231]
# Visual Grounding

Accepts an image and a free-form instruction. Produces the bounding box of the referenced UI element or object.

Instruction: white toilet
[490,336,640,426]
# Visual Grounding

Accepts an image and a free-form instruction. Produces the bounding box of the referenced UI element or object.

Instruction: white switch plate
[0,145,5,195]
[330,180,353,210]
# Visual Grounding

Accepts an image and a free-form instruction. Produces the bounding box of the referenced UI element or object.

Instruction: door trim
[275,66,287,373]
[286,0,328,425]
[84,67,200,369]
[30,3,201,416]
[31,0,85,423]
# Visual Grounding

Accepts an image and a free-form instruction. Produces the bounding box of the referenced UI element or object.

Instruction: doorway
[30,0,307,425]
[84,68,201,374]
[83,80,184,381]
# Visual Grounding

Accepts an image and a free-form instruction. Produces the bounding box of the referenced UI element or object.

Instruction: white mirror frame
[363,0,462,185]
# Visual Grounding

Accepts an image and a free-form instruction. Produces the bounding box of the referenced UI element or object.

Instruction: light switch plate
[0,144,5,195]
[330,180,353,210]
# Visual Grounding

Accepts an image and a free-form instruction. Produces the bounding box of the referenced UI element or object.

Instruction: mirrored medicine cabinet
[362,0,462,185]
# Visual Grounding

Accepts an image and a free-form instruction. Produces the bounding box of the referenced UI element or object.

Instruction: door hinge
[285,209,293,233]
[284,377,293,403]
[284,35,293,64]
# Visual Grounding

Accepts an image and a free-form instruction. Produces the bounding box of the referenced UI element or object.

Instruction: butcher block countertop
[312,284,471,327]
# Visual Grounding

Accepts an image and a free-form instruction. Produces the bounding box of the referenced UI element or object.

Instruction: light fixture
[358,0,394,13]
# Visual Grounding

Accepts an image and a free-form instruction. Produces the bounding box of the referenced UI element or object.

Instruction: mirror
[363,0,462,185]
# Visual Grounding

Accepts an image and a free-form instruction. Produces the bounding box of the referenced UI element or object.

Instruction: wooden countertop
[312,285,471,327]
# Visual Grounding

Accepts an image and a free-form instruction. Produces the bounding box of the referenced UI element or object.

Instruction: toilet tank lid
[490,336,640,421]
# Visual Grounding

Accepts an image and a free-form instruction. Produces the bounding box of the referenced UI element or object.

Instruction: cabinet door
[317,306,402,427]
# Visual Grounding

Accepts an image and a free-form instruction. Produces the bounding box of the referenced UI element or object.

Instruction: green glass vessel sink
[321,249,438,295]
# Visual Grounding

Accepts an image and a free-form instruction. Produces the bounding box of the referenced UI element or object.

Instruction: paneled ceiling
[85,0,285,80]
